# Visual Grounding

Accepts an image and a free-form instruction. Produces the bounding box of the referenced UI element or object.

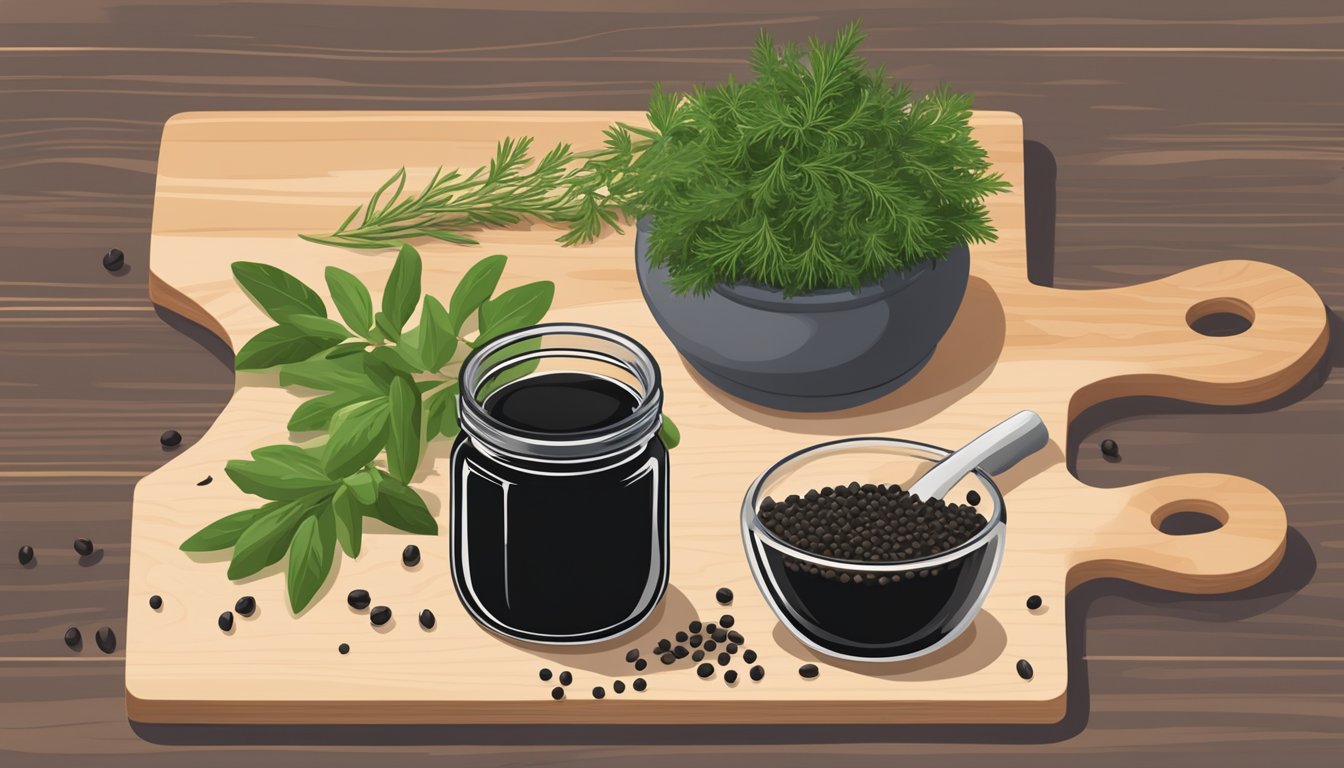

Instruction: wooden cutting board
[129,110,1328,725]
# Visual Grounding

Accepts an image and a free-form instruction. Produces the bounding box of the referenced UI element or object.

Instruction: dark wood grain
[1,0,1341,763]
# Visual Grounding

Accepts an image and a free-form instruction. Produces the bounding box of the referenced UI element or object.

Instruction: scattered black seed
[689,634,703,648]
[704,640,717,652]
[419,609,435,629]
[94,626,116,653]
[1026,594,1043,610]
[633,678,647,692]
[692,649,705,662]
[719,614,735,628]
[370,606,392,626]
[726,643,739,655]
[697,663,714,678]
[539,668,553,681]
[73,538,94,557]
[717,652,731,666]
[655,638,671,653]
[1017,659,1034,680]
[688,620,702,633]
[673,645,689,658]
[160,430,182,448]
[18,545,34,565]
[1101,439,1119,458]
[716,587,734,604]
[724,670,739,684]
[759,481,990,574]
[749,665,765,681]
[218,611,234,632]
[234,595,256,617]
[559,670,573,686]
[63,627,81,650]
[634,658,647,671]
[966,489,982,506]
[743,649,758,664]
[799,663,820,679]
[149,595,162,610]
[347,589,371,610]
[712,629,728,643]
[592,686,605,699]
[705,623,717,635]
[675,631,688,642]
[102,248,125,271]
[402,544,421,567]
[613,680,626,694]
[660,652,676,665]
[551,686,564,700]
[727,630,744,644]
[338,643,350,655]
[625,648,640,663]
[196,475,213,486]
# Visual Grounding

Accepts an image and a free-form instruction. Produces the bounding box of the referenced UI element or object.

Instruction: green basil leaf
[232,261,327,322]
[321,398,390,478]
[418,295,457,371]
[331,485,365,558]
[280,354,381,395]
[235,323,344,370]
[325,341,368,359]
[180,505,273,552]
[285,313,350,340]
[226,497,315,580]
[370,473,437,535]
[364,345,415,386]
[342,467,380,505]
[448,254,507,333]
[386,376,421,484]
[374,311,403,343]
[424,382,459,438]
[325,266,374,336]
[225,445,334,500]
[394,324,426,371]
[477,281,554,342]
[659,415,681,450]
[286,511,336,612]
[288,392,371,433]
[381,243,422,332]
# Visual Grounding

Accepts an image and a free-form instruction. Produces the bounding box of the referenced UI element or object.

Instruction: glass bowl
[740,437,1007,661]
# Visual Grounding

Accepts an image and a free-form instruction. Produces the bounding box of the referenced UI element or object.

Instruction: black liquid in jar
[452,372,668,643]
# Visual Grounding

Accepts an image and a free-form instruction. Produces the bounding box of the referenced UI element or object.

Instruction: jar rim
[457,323,665,459]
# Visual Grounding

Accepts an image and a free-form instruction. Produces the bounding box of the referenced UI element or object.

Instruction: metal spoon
[908,410,1049,501]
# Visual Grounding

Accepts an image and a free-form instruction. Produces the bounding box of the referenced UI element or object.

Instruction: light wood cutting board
[129,110,1328,725]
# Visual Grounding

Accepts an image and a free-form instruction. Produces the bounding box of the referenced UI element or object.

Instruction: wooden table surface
[1,1,1340,765]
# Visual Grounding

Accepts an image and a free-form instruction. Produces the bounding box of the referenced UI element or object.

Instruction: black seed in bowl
[218,611,234,632]
[625,648,640,663]
[149,595,162,610]
[551,686,564,700]
[689,634,702,648]
[966,489,982,506]
[418,609,435,629]
[688,620,702,633]
[94,626,116,654]
[724,670,739,684]
[675,631,688,642]
[716,587,734,604]
[717,652,730,666]
[692,650,704,662]
[18,545,34,565]
[370,606,392,626]
[633,678,647,692]
[73,538,94,557]
[613,680,625,694]
[634,658,647,671]
[1101,438,1119,457]
[1026,594,1043,610]
[402,544,420,567]
[196,475,213,486]
[799,663,819,679]
[160,430,182,448]
[1017,659,1034,680]
[539,668,553,682]
[743,649,757,664]
[102,248,125,271]
[63,627,81,650]
[704,640,717,652]
[592,686,605,699]
[719,614,735,628]
[338,643,350,655]
[660,652,676,665]
[559,670,573,686]
[712,629,727,643]
[655,638,671,653]
[696,663,714,678]
[749,665,765,681]
[705,623,717,635]
[673,645,688,658]
[726,643,739,655]
[347,589,371,610]
[234,595,256,617]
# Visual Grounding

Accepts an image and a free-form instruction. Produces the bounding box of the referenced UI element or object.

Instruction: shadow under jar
[452,323,669,644]
[742,438,1006,661]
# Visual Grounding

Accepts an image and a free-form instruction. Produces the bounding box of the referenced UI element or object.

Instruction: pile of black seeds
[758,482,988,580]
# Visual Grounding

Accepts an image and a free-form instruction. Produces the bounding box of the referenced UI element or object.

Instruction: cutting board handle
[1067,259,1328,413]
[1068,473,1287,594]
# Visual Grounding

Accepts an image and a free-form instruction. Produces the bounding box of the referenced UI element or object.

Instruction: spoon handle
[908,410,1049,501]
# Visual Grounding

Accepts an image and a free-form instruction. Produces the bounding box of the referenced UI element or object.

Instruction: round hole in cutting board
[1186,297,1253,337]
[1152,500,1227,536]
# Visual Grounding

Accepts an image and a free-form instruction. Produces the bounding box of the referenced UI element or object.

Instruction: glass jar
[451,323,669,644]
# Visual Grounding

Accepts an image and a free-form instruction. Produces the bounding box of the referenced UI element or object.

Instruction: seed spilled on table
[338,643,350,655]
[634,658,648,671]
[749,665,765,681]
[218,611,234,632]
[370,606,392,626]
[724,670,739,684]
[592,686,605,699]
[63,627,81,650]
[418,609,435,629]
[94,626,116,654]
[539,668,553,682]
[1016,659,1034,680]
[196,475,213,486]
[716,587,734,604]
[160,430,182,448]
[347,589,371,610]
[559,670,573,686]
[102,248,125,271]
[613,680,626,694]
[632,678,647,692]
[1026,594,1043,610]
[73,538,94,557]
[149,595,162,610]
[235,595,256,617]
[402,544,420,567]
[551,687,564,700]
[799,663,819,679]
[743,649,757,663]
[696,663,714,678]
[625,648,640,663]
